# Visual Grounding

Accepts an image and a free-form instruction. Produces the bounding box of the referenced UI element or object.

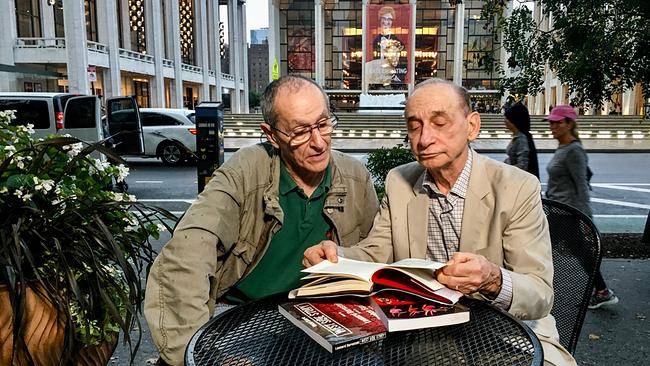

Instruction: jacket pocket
[231,239,257,265]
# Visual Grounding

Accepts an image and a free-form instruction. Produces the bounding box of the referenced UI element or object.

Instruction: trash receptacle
[195,102,224,193]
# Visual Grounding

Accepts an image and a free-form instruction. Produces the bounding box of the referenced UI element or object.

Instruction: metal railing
[118,48,154,63]
[181,63,202,74]
[15,37,65,48]
[87,41,108,54]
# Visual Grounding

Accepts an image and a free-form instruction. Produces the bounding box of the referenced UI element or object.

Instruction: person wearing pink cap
[545,105,619,309]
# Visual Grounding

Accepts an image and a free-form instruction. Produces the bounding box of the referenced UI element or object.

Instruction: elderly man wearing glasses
[144,75,379,365]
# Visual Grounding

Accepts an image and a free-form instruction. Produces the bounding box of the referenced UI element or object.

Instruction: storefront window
[414,1,455,84]
[463,4,500,92]
[324,1,362,91]
[280,1,315,79]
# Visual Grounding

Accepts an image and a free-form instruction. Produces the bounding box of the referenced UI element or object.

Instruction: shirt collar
[422,147,473,199]
[279,160,331,196]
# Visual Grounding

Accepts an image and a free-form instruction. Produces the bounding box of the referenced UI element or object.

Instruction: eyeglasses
[272,114,338,146]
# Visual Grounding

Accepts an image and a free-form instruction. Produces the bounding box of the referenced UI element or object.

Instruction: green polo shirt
[228,161,332,303]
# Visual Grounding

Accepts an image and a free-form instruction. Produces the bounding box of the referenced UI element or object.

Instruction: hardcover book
[278,298,387,353]
[289,257,462,305]
[371,292,470,332]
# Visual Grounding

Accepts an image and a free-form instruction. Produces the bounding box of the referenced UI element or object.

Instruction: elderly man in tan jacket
[145,76,379,365]
[304,78,576,365]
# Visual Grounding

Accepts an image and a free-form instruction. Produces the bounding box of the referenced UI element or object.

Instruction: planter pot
[0,285,118,366]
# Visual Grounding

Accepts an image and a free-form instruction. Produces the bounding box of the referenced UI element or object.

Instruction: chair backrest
[542,198,602,355]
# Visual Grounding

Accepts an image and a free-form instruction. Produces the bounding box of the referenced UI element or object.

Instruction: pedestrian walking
[545,105,619,309]
[503,102,539,179]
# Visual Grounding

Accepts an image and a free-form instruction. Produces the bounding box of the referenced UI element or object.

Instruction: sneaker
[588,289,619,309]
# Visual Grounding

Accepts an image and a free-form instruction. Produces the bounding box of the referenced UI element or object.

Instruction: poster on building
[365,4,412,87]
[287,26,314,73]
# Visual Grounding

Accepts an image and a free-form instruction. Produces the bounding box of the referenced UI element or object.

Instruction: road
[126,152,650,233]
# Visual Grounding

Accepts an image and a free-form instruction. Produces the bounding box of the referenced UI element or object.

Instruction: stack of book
[279,258,470,352]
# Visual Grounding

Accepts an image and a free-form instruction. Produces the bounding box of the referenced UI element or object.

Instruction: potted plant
[0,110,175,365]
[365,144,415,199]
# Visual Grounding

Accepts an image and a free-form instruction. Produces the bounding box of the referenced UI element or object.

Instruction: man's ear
[466,111,481,142]
[260,122,280,149]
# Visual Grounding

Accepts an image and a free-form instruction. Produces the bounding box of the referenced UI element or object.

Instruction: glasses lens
[289,116,336,146]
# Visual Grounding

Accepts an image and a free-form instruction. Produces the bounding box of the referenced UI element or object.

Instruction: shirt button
[327,208,334,214]
[337,198,343,203]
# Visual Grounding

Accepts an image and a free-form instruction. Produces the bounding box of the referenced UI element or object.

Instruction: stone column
[196,0,210,101]
[97,0,121,98]
[147,0,165,107]
[0,0,18,91]
[240,2,249,112]
[168,0,184,108]
[452,1,465,86]
[209,0,222,102]
[268,0,281,83]
[41,1,56,39]
[361,0,368,94]
[63,0,90,94]
[228,0,241,112]
[408,0,416,93]
[315,0,325,86]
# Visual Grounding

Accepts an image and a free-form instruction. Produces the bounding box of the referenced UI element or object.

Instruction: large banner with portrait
[365,4,412,87]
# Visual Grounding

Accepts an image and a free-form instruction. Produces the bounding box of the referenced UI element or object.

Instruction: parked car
[0,92,103,142]
[138,108,197,165]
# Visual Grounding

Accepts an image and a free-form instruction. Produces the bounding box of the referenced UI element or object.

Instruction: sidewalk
[575,258,650,365]
[110,258,649,365]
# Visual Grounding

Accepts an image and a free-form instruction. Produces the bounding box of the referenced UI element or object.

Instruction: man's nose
[418,124,437,147]
[309,127,328,149]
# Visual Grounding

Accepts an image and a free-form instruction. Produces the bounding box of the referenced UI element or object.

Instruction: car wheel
[159,142,186,166]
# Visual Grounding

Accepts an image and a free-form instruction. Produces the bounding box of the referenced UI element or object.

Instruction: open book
[289,257,462,305]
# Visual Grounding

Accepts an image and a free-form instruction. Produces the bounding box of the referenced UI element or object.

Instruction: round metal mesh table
[186,294,543,366]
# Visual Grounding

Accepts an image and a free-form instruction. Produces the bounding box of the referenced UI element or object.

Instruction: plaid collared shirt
[422,149,472,263]
[422,148,512,309]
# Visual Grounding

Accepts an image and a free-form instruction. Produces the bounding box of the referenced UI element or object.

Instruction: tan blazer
[342,150,574,364]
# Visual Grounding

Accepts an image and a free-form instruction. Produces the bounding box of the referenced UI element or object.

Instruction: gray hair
[260,75,330,127]
[411,78,471,115]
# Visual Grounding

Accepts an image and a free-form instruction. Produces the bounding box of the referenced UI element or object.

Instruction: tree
[249,91,261,110]
[483,0,650,110]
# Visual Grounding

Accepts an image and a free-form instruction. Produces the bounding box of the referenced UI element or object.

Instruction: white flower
[127,194,136,202]
[17,124,35,135]
[35,179,55,193]
[33,177,40,185]
[21,193,32,202]
[65,142,84,157]
[4,145,16,152]
[124,225,137,232]
[0,187,8,194]
[116,164,129,182]
[16,160,24,169]
[156,224,167,232]
[112,192,124,202]
[14,189,23,198]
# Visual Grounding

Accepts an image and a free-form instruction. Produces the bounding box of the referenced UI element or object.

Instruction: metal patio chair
[542,198,602,355]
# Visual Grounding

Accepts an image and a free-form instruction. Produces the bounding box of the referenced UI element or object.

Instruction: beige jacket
[341,150,575,365]
[145,143,379,365]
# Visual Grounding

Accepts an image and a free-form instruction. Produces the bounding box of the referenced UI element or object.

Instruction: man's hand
[302,240,339,268]
[436,252,502,299]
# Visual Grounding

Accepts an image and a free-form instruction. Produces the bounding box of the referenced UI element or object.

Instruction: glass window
[462,3,500,92]
[85,0,99,42]
[15,0,41,38]
[415,1,455,84]
[280,1,315,79]
[0,100,50,130]
[64,97,97,129]
[54,5,65,37]
[324,1,363,91]
[141,112,181,127]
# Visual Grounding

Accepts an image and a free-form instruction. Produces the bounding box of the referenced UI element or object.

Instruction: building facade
[268,0,504,110]
[267,0,644,115]
[1,0,250,112]
[249,42,269,95]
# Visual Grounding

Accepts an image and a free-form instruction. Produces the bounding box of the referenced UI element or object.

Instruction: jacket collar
[459,150,491,251]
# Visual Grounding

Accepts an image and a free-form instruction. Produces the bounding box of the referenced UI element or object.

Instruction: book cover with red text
[371,291,469,332]
[278,298,386,353]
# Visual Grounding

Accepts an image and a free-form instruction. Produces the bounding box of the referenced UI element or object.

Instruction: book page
[390,258,446,271]
[302,257,385,283]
